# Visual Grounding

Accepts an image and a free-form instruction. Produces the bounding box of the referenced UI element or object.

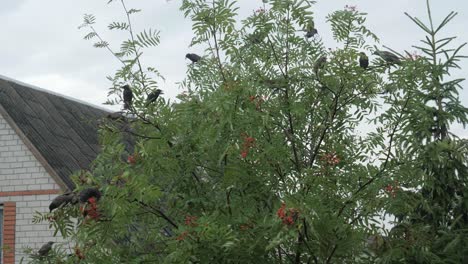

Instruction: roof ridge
[0,74,111,113]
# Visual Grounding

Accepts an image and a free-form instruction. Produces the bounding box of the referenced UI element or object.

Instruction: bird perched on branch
[49,192,78,212]
[305,28,318,38]
[314,55,327,75]
[304,20,318,38]
[374,50,401,65]
[79,187,102,203]
[38,241,54,257]
[146,89,163,106]
[122,85,133,110]
[185,53,201,63]
[359,52,369,69]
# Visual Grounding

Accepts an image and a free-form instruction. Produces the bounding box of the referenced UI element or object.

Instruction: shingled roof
[0,76,108,190]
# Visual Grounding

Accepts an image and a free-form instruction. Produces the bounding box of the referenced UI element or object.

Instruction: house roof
[0,76,109,190]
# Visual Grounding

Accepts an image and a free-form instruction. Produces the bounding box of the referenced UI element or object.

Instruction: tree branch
[136,200,179,229]
[120,0,147,90]
[335,95,411,222]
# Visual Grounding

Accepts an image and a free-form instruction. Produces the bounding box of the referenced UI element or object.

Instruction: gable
[0,111,61,192]
[0,77,108,190]
[0,113,67,264]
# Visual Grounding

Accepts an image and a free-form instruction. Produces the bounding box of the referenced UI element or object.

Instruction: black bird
[49,193,77,212]
[79,187,102,203]
[38,241,54,257]
[359,52,369,69]
[314,56,327,75]
[185,53,201,63]
[305,28,318,38]
[146,89,163,106]
[374,50,401,65]
[122,85,133,110]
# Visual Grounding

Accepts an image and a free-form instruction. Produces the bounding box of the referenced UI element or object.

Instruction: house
[0,75,107,263]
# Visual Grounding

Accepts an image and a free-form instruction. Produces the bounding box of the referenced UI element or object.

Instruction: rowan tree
[31,0,467,263]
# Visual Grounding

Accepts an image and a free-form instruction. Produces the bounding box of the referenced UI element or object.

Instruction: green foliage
[31,0,467,263]
[108,22,130,31]
[135,29,160,48]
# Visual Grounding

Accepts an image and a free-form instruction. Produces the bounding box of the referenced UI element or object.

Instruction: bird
[314,55,327,75]
[305,28,318,38]
[185,53,201,63]
[49,193,78,212]
[79,187,102,203]
[374,50,401,65]
[359,52,369,69]
[146,89,163,106]
[38,241,54,257]
[303,20,318,38]
[122,85,133,110]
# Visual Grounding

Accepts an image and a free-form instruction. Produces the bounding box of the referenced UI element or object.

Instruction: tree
[31,0,467,263]
[375,4,468,263]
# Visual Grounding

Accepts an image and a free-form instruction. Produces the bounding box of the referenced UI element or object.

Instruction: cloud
[0,1,26,15]
[20,73,117,111]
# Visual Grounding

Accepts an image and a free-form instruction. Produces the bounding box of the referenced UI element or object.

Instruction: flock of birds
[121,53,200,110]
[315,50,401,74]
[302,24,401,70]
[35,188,102,258]
[122,84,163,110]
[124,48,399,110]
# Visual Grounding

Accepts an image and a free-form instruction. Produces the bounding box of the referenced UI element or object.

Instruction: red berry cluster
[240,134,255,159]
[248,95,265,111]
[385,181,399,198]
[74,246,85,260]
[80,197,100,220]
[127,155,136,165]
[321,152,340,166]
[184,215,198,227]
[176,215,199,241]
[127,153,140,165]
[176,231,189,241]
[277,203,299,226]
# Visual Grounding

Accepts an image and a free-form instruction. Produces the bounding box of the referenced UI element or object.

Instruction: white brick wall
[0,117,60,193]
[2,195,64,263]
[0,113,66,263]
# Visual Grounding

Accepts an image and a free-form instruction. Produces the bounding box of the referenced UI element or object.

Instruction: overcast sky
[1,0,467,136]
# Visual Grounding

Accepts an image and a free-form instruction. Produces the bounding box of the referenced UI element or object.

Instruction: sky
[0,0,467,136]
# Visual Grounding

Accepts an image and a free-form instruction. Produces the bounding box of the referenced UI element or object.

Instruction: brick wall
[0,113,66,263]
[3,202,16,264]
